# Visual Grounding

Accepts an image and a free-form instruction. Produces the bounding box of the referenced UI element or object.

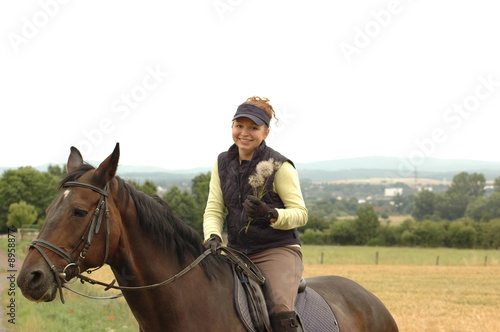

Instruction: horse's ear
[67,146,84,173]
[94,143,120,186]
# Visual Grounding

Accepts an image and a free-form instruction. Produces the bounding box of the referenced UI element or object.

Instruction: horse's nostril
[29,270,44,288]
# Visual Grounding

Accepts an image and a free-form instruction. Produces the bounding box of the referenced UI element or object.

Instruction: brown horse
[18,144,398,332]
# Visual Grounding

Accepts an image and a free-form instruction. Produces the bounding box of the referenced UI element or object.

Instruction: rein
[74,245,265,296]
[33,180,265,303]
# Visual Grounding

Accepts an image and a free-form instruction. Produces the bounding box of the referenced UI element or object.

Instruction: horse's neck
[109,214,241,331]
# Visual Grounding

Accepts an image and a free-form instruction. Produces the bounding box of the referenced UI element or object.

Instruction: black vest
[218,141,301,255]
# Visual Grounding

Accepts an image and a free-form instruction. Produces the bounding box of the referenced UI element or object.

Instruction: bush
[327,220,357,245]
[300,229,328,245]
[412,220,445,248]
[448,221,477,248]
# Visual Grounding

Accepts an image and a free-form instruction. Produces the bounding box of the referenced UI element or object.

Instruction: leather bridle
[30,181,110,304]
[30,180,266,304]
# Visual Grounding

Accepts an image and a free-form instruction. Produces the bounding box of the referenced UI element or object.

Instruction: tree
[328,220,357,245]
[447,172,486,198]
[480,219,500,249]
[354,205,380,245]
[434,192,470,221]
[7,201,38,228]
[465,192,500,222]
[47,164,64,177]
[128,179,158,195]
[494,177,500,193]
[0,167,58,232]
[163,186,199,233]
[411,190,435,221]
[412,220,444,247]
[448,220,477,248]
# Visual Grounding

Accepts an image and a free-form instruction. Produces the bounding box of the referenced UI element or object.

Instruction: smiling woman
[203,96,310,331]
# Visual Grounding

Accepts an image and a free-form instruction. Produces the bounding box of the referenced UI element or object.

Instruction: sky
[1,0,500,171]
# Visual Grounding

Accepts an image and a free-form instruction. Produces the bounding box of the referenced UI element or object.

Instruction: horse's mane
[59,164,226,279]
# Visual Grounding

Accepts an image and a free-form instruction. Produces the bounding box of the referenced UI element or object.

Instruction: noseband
[30,181,110,304]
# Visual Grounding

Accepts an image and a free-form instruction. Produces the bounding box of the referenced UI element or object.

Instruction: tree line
[301,207,500,249]
[1,166,499,249]
[0,165,209,236]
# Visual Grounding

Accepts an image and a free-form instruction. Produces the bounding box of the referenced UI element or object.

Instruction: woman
[203,96,308,332]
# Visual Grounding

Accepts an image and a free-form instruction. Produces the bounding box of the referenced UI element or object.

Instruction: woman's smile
[232,117,269,160]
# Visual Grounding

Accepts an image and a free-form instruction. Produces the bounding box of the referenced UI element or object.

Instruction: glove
[203,234,222,254]
[243,195,278,222]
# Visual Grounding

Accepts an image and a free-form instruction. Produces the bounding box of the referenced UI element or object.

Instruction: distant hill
[294,156,500,182]
[2,156,500,187]
[295,156,500,173]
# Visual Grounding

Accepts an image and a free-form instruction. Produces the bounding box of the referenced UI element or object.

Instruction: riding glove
[203,234,222,254]
[243,195,278,223]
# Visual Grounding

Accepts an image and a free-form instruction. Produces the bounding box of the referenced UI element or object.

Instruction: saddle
[221,246,307,332]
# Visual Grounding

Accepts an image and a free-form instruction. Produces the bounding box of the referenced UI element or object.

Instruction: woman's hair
[242,96,278,126]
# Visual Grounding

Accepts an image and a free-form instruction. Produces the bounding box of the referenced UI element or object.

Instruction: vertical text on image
[6,226,17,324]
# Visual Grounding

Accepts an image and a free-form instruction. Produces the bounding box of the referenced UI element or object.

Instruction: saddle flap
[234,266,271,332]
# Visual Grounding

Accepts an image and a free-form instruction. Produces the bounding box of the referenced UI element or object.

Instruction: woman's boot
[270,311,304,332]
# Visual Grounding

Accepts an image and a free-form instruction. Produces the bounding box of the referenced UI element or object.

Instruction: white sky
[1,0,499,170]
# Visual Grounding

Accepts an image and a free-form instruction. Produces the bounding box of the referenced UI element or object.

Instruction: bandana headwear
[233,104,271,127]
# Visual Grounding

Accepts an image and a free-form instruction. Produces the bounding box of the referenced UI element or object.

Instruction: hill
[294,156,500,183]
[2,156,500,188]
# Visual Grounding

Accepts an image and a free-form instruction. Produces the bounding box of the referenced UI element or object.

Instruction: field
[305,265,500,332]
[2,241,500,331]
[326,177,448,186]
[338,214,413,226]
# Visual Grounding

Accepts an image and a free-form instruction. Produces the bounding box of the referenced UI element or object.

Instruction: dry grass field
[4,239,499,331]
[304,265,500,332]
[326,177,447,186]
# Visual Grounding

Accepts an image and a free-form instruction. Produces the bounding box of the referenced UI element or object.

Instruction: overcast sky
[1,0,499,171]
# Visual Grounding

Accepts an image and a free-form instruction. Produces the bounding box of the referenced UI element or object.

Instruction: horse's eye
[72,209,88,218]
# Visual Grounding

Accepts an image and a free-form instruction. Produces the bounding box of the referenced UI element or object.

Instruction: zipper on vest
[231,164,251,254]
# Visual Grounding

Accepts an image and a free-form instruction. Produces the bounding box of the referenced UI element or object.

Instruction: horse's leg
[306,276,398,332]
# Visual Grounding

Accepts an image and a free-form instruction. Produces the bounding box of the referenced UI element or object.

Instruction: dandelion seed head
[249,174,265,188]
[256,159,275,178]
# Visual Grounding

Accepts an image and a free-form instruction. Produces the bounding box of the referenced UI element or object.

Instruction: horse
[17,143,399,331]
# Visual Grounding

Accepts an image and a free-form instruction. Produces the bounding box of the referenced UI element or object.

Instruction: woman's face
[232,117,269,160]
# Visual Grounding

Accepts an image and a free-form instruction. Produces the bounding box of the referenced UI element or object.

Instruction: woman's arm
[202,160,226,242]
[272,161,308,230]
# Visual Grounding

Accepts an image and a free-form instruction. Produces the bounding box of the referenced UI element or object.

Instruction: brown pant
[248,246,303,314]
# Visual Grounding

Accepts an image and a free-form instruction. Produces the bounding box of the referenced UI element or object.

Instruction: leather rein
[32,181,265,303]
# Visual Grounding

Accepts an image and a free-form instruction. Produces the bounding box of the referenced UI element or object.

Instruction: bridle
[31,180,266,304]
[30,181,111,304]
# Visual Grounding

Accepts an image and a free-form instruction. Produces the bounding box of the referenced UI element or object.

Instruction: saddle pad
[234,275,339,332]
[295,287,339,332]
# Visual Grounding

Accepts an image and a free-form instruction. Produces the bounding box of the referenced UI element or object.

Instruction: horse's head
[18,143,121,303]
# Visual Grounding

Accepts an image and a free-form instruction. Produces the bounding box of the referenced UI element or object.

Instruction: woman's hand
[243,195,278,223]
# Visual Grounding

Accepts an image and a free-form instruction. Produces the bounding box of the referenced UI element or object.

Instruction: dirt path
[0,247,23,332]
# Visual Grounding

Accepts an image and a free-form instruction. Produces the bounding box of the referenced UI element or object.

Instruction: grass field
[338,214,413,226]
[305,265,500,332]
[3,238,500,331]
[301,245,500,266]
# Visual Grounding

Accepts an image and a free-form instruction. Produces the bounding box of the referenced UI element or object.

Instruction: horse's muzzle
[17,266,58,303]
